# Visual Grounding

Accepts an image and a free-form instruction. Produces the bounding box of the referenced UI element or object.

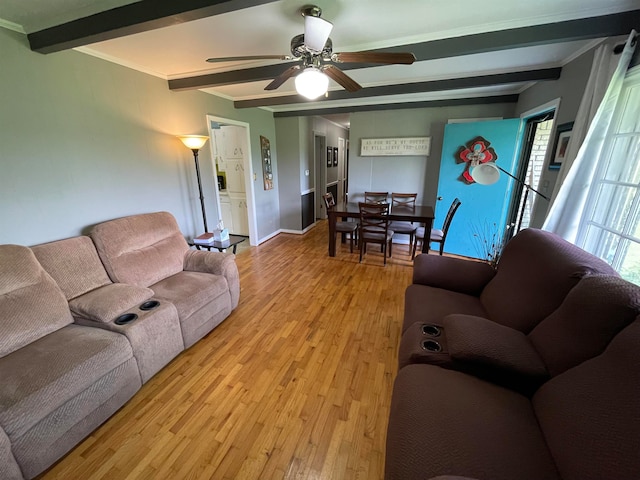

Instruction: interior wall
[0,27,279,246]
[275,117,303,230]
[274,116,348,230]
[348,104,517,206]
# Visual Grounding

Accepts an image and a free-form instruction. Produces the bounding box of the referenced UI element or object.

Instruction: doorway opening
[206,115,257,246]
[314,133,327,220]
[506,111,555,237]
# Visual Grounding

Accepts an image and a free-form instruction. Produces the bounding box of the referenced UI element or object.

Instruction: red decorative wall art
[456,136,498,184]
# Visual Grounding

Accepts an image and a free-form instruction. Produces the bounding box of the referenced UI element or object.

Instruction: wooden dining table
[327,201,435,257]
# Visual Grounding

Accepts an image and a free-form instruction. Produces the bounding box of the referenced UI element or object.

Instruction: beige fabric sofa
[0,211,240,479]
[33,235,184,384]
[0,245,141,479]
[90,211,240,348]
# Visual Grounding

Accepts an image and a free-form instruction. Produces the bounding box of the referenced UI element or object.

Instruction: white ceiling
[1,0,638,127]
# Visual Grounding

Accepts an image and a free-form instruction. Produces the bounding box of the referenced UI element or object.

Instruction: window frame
[576,65,640,279]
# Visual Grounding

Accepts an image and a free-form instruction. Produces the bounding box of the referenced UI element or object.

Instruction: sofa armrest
[443,314,548,379]
[413,254,496,295]
[183,250,240,309]
[68,283,154,323]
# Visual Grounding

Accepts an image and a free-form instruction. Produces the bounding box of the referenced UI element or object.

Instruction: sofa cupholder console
[421,339,442,352]
[421,324,441,337]
[115,312,138,325]
[73,300,184,384]
[109,301,184,383]
[140,300,160,311]
[398,322,451,369]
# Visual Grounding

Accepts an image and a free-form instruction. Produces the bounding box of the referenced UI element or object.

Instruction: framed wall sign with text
[360,137,431,156]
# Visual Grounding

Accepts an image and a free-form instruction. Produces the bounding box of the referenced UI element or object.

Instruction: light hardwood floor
[39,221,415,480]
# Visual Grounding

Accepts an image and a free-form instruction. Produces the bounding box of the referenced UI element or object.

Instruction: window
[578,66,640,285]
[512,114,554,232]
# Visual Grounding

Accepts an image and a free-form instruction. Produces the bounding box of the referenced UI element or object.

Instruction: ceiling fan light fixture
[295,67,329,99]
[304,15,333,53]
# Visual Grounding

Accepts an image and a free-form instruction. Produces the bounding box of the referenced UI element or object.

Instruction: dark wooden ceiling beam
[168,10,639,91]
[28,0,279,54]
[399,10,640,62]
[232,69,560,108]
[272,94,520,118]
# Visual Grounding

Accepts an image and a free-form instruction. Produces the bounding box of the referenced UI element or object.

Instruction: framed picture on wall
[549,122,574,169]
[333,147,338,166]
[260,135,273,190]
[327,146,333,167]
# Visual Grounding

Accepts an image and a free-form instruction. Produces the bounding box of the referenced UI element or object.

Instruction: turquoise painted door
[435,119,524,259]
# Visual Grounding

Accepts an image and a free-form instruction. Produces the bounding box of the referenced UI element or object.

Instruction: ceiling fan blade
[333,52,416,65]
[323,65,362,92]
[206,54,293,63]
[264,65,302,90]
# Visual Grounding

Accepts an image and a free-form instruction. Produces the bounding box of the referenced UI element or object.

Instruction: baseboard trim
[278,222,318,236]
[257,230,280,244]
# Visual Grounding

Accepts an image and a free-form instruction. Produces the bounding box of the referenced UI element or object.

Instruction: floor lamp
[471,162,549,233]
[178,135,209,232]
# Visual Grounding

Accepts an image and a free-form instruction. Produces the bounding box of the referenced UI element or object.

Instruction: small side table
[190,235,247,254]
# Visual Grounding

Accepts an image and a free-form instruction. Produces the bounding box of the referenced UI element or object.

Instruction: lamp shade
[178,135,209,150]
[295,67,329,100]
[304,15,333,53]
[471,162,500,185]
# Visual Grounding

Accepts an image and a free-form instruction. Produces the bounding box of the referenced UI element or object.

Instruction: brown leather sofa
[386,228,640,479]
[0,211,240,479]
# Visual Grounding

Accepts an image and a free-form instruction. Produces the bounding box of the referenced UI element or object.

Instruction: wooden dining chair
[323,192,358,253]
[358,201,394,265]
[364,191,388,203]
[413,198,461,258]
[389,193,418,251]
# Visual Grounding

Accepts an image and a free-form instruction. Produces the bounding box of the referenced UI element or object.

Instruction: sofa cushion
[403,284,487,332]
[533,317,640,480]
[90,211,190,288]
[68,283,154,322]
[528,274,640,376]
[0,324,136,440]
[386,364,560,480]
[31,236,111,300]
[184,249,241,309]
[480,229,617,333]
[0,245,73,358]
[12,357,140,480]
[412,254,496,295]
[151,271,230,321]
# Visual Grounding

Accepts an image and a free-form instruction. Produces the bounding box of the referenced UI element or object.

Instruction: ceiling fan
[205,5,416,99]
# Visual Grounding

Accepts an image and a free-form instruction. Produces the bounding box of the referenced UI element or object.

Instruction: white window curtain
[543,31,637,241]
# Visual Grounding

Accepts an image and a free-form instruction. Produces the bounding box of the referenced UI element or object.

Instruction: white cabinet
[225,160,245,193]
[217,125,249,237]
[211,129,227,172]
[229,193,249,236]
[219,194,233,233]
[222,126,245,160]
